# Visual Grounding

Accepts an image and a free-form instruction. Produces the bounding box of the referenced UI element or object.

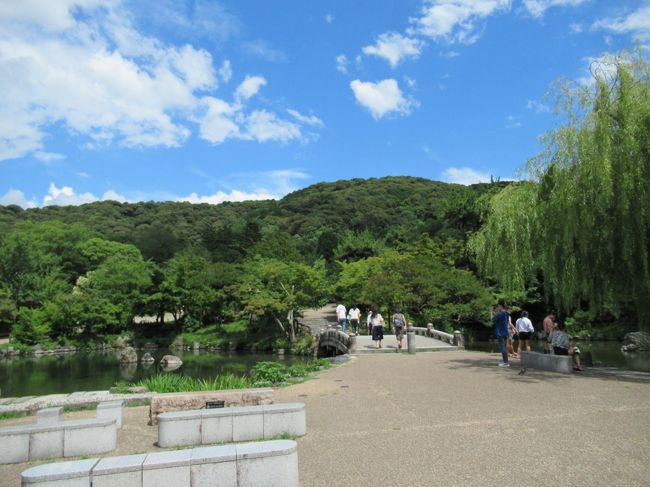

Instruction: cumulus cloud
[523,0,589,18]
[178,190,277,204]
[527,99,550,113]
[442,167,491,185]
[349,79,414,120]
[506,115,522,128]
[592,5,650,39]
[0,1,320,161]
[362,32,424,68]
[43,183,98,206]
[325,14,334,24]
[0,188,37,208]
[408,0,511,44]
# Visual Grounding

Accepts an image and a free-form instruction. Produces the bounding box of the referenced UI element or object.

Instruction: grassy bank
[121,358,331,393]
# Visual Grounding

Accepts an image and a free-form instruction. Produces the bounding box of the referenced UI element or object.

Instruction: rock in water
[141,352,155,363]
[117,346,138,363]
[160,354,183,371]
[621,331,650,352]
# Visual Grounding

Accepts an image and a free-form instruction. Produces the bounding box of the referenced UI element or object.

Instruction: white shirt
[516,317,534,333]
[348,308,361,320]
[336,304,346,320]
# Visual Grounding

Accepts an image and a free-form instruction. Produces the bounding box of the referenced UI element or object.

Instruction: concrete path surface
[274,351,650,487]
[352,333,455,354]
[1,351,649,486]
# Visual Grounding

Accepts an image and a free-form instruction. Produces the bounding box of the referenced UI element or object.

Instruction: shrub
[250,361,288,384]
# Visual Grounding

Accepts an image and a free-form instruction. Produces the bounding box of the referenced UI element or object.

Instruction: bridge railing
[410,324,464,347]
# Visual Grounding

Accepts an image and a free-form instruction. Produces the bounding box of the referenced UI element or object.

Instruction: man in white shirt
[336,303,347,333]
[348,305,361,335]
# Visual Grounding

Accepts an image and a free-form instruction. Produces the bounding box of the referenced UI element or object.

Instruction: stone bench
[21,440,299,487]
[521,351,573,373]
[0,417,117,464]
[158,403,306,448]
[149,388,274,425]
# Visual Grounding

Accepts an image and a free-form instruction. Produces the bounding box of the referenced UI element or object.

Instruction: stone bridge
[299,304,464,356]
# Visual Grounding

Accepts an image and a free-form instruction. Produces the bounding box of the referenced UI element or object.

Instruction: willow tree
[471,53,650,329]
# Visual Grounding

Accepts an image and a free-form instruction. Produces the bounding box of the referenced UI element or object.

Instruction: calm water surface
[0,349,305,398]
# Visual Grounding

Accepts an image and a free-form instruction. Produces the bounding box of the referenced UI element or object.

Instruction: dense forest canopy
[0,177,504,349]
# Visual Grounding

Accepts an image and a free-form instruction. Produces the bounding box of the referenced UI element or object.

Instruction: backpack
[394,314,404,328]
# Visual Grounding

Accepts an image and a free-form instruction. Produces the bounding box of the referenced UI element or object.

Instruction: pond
[465,339,650,373]
[0,349,306,398]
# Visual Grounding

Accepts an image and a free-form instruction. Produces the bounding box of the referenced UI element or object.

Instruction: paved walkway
[274,351,650,486]
[352,333,456,353]
[1,351,649,486]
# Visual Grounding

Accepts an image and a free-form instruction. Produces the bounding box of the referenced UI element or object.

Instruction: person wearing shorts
[516,310,534,355]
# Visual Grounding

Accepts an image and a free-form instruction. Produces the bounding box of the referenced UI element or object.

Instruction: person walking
[490,300,510,367]
[516,311,534,355]
[393,308,407,351]
[336,302,347,333]
[349,305,361,335]
[370,308,384,349]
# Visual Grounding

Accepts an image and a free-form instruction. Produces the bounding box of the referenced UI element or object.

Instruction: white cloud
[235,76,267,101]
[0,188,37,208]
[362,32,424,68]
[43,182,98,206]
[592,5,650,38]
[34,151,66,162]
[350,79,414,120]
[286,109,324,127]
[0,1,320,161]
[218,59,232,83]
[102,189,127,203]
[178,190,276,205]
[408,0,511,44]
[527,99,550,113]
[336,54,348,74]
[523,0,589,18]
[325,14,334,24]
[442,166,491,185]
[244,110,302,143]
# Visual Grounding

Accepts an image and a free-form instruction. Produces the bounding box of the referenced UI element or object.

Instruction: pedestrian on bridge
[348,305,361,335]
[370,308,385,349]
[336,303,347,333]
[393,308,407,351]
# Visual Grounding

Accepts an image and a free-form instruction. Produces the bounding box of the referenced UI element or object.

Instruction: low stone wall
[0,417,116,464]
[158,403,306,448]
[521,351,573,373]
[149,388,274,425]
[21,440,299,487]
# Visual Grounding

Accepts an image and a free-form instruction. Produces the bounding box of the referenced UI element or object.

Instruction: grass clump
[134,373,251,393]
[0,411,25,421]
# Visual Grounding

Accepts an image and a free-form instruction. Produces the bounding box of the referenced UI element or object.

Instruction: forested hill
[0,177,503,262]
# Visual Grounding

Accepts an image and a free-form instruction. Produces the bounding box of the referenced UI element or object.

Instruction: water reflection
[0,349,306,397]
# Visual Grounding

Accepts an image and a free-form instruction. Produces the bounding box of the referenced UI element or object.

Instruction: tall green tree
[471,54,650,329]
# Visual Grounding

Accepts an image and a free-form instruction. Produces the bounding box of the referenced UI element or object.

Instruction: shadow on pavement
[444,356,650,384]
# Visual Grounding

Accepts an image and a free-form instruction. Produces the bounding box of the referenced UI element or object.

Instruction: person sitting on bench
[550,322,584,371]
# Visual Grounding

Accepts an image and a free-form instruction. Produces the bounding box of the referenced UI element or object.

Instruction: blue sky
[1,0,648,207]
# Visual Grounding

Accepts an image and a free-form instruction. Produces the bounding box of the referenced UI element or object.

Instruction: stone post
[349,334,357,353]
[427,323,434,337]
[407,325,416,354]
[453,331,464,348]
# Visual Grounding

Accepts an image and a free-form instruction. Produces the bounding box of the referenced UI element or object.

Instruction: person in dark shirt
[490,300,510,367]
